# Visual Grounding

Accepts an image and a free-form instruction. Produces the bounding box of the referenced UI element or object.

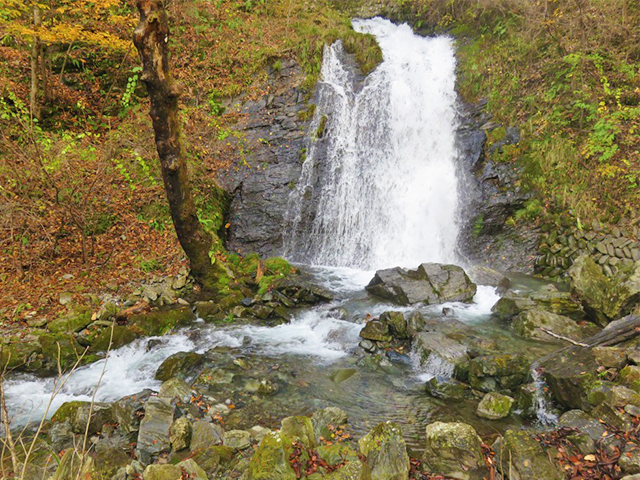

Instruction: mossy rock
[47,308,92,333]
[37,332,84,372]
[493,430,563,480]
[52,401,86,424]
[130,306,195,336]
[423,421,486,480]
[358,422,409,480]
[621,365,640,393]
[280,415,316,448]
[476,392,514,420]
[247,433,297,480]
[155,351,205,381]
[192,445,236,476]
[89,324,143,353]
[0,340,41,370]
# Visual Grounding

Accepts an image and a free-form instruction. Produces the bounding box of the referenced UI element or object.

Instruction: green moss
[51,401,85,424]
[315,115,328,140]
[341,30,383,75]
[298,103,316,121]
[129,306,195,336]
[48,307,92,334]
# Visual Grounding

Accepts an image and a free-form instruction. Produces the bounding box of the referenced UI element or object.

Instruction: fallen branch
[539,327,589,347]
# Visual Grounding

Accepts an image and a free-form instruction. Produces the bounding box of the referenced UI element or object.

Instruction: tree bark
[29,5,42,124]
[133,0,219,288]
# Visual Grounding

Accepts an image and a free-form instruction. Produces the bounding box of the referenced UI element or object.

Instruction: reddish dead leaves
[288,441,345,479]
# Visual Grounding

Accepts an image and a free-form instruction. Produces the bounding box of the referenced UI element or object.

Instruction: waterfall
[285,18,462,270]
[531,367,558,425]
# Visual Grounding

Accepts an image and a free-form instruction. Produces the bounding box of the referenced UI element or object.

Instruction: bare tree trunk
[29,5,42,125]
[133,0,220,289]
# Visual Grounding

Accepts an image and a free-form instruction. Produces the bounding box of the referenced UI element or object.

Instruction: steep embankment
[0,0,380,327]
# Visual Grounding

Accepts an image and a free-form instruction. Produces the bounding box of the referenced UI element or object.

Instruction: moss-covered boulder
[493,430,563,480]
[358,422,409,480]
[558,410,606,441]
[380,311,408,339]
[422,422,486,480]
[89,324,142,353]
[142,464,184,480]
[71,402,113,435]
[192,444,236,475]
[158,377,194,401]
[511,308,595,342]
[311,406,348,440]
[190,419,224,452]
[0,339,41,370]
[359,319,392,342]
[280,415,316,448]
[130,306,195,336]
[621,365,640,392]
[425,376,469,400]
[136,396,174,464]
[52,401,85,424]
[112,389,153,437]
[491,285,585,322]
[540,345,603,410]
[38,332,84,372]
[47,308,92,333]
[476,392,514,420]
[248,432,297,480]
[468,353,530,392]
[594,346,629,369]
[568,255,640,326]
[170,416,192,451]
[155,351,204,381]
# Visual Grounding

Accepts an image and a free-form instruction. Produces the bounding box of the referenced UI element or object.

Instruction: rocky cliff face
[455,100,540,272]
[216,60,313,257]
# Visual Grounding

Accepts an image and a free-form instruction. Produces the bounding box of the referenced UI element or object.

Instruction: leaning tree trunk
[133,0,219,288]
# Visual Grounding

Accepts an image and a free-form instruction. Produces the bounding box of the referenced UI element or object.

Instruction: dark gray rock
[136,397,174,464]
[366,263,476,306]
[113,389,154,438]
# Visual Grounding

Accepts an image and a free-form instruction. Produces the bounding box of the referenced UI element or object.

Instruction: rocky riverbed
[4,257,640,479]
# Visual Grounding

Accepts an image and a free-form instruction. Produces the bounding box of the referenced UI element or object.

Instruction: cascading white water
[285,18,461,270]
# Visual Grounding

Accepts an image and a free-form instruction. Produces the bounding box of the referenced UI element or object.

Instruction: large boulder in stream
[511,308,597,342]
[491,284,585,321]
[422,422,486,480]
[493,430,564,480]
[365,263,476,306]
[568,255,640,326]
[358,422,410,480]
[540,315,640,411]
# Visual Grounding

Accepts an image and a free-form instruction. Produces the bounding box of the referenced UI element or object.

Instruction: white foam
[4,333,195,425]
[202,309,362,361]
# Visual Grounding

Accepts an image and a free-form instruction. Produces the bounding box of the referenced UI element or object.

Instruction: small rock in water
[359,339,376,353]
[442,307,453,316]
[385,350,411,365]
[476,392,514,420]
